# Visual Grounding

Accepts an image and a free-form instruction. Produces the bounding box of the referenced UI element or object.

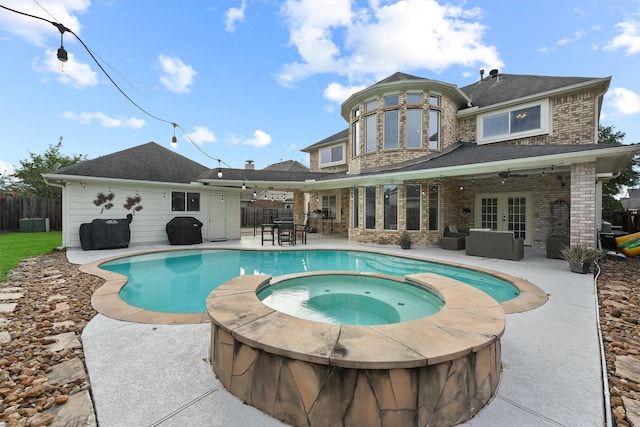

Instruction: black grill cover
[79,218,131,250]
[91,218,131,249]
[166,216,203,245]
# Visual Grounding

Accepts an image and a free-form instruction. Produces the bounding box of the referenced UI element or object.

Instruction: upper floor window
[429,95,440,106]
[365,99,377,113]
[428,109,440,150]
[384,110,399,149]
[319,144,345,167]
[353,107,360,118]
[384,95,399,107]
[352,120,360,157]
[172,192,200,212]
[478,101,548,144]
[406,109,422,148]
[365,114,377,152]
[407,93,422,105]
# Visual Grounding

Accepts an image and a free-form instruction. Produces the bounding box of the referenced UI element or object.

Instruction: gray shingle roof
[301,128,349,152]
[197,168,326,182]
[460,74,602,107]
[350,142,630,176]
[52,142,209,183]
[263,160,309,172]
[372,71,430,85]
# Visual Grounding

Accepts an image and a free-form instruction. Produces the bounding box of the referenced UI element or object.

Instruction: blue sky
[1,0,639,177]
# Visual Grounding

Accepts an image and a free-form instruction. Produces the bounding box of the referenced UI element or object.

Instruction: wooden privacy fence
[0,197,61,231]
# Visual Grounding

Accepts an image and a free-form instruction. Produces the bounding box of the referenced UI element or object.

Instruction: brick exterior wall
[570,162,597,248]
[302,80,602,249]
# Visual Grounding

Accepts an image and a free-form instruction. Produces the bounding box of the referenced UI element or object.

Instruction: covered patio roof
[199,142,640,192]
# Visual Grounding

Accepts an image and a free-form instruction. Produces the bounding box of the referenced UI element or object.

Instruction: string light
[0,4,231,169]
[171,123,177,149]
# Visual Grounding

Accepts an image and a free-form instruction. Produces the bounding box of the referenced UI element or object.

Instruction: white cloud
[63,111,146,128]
[158,55,197,94]
[225,0,247,33]
[323,82,367,104]
[231,130,272,148]
[607,87,640,115]
[0,0,89,46]
[42,49,98,88]
[0,160,16,176]
[557,29,585,46]
[605,21,640,55]
[277,0,503,87]
[185,126,217,144]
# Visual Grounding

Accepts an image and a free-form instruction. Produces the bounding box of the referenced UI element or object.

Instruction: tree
[11,139,86,199]
[598,125,640,211]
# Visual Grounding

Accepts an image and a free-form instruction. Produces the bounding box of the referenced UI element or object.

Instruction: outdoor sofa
[465,229,524,261]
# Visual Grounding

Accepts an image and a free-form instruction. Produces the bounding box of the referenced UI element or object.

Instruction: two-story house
[45,71,639,251]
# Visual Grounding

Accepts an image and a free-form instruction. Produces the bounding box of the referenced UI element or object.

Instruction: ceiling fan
[498,170,527,178]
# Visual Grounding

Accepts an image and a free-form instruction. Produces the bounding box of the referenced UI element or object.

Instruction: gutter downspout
[594,261,613,427]
[42,177,67,248]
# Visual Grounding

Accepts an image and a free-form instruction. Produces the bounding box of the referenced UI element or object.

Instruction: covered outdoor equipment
[79,216,132,250]
[166,216,203,245]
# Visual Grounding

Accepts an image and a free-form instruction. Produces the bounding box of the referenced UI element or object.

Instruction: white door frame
[475,192,533,245]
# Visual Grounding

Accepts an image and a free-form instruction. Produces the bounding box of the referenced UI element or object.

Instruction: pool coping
[80,247,548,325]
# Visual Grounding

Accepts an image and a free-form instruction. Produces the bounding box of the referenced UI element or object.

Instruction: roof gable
[301,128,349,152]
[52,142,209,183]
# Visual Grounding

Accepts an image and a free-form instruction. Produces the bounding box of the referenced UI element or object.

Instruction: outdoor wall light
[242,182,246,190]
[463,207,471,214]
[217,160,223,178]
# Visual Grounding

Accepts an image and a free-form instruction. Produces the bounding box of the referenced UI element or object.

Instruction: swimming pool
[99,249,519,313]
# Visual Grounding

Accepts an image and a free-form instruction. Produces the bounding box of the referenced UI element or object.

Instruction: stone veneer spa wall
[207,272,506,426]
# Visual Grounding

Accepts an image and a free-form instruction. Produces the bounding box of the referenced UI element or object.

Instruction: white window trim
[318,143,346,168]
[322,192,341,222]
[477,99,550,145]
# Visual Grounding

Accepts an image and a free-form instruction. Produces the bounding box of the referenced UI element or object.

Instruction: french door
[475,192,532,245]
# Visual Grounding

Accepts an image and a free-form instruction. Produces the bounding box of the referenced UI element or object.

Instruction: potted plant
[559,244,602,274]
[399,230,412,249]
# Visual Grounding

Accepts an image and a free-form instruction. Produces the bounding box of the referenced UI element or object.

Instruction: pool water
[100,249,519,313]
[258,274,444,325]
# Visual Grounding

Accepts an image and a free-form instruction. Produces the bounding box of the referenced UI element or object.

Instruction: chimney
[489,69,499,78]
[479,69,485,81]
[245,160,255,170]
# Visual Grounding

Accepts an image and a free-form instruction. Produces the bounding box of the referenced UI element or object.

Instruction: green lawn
[0,231,63,282]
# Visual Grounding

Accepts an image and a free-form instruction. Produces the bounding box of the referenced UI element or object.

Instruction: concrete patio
[72,233,605,426]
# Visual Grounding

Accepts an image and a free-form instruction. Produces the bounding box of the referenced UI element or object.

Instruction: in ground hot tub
[258,273,444,325]
[207,272,506,426]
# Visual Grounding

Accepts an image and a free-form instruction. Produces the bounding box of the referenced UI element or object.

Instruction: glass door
[476,192,532,245]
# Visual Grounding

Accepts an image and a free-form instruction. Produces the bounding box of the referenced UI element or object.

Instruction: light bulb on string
[171,123,178,149]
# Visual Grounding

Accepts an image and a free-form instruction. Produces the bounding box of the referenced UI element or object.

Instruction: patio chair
[277,223,295,245]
